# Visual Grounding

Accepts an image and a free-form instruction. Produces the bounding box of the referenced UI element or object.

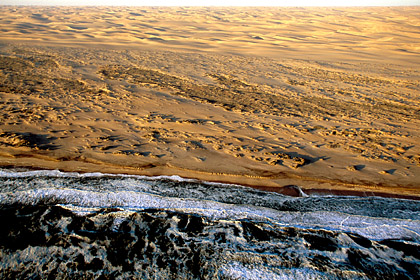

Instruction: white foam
[1,169,419,241]
[1,186,419,241]
[0,168,244,193]
[0,168,193,182]
[0,168,249,190]
[220,262,331,280]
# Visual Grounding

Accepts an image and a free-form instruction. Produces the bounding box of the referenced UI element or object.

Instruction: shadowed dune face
[0,6,419,65]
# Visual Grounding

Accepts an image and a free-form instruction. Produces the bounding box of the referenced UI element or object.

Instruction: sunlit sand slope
[0,6,419,196]
[0,6,419,65]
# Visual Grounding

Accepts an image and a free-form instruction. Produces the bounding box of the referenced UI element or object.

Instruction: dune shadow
[0,132,60,151]
[68,25,88,30]
[384,169,397,175]
[354,165,365,171]
[274,151,323,164]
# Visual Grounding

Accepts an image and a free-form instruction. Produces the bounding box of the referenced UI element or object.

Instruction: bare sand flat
[0,6,419,197]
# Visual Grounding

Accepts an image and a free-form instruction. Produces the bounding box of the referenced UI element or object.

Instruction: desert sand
[0,6,419,197]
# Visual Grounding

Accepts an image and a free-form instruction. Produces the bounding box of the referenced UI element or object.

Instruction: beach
[0,6,419,197]
[1,6,420,279]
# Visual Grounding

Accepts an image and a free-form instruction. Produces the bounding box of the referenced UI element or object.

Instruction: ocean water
[0,169,419,279]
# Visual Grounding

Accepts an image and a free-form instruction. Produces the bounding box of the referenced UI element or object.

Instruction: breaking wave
[1,169,419,279]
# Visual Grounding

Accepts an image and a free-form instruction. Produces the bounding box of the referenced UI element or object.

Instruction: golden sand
[0,6,419,197]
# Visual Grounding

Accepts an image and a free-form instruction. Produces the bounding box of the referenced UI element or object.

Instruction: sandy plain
[0,6,419,197]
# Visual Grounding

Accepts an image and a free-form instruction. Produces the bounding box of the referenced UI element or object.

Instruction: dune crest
[0,6,419,65]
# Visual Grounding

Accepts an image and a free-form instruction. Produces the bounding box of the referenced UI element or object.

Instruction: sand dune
[0,6,419,197]
[1,6,419,65]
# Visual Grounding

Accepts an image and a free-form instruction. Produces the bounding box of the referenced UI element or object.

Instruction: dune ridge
[1,6,420,65]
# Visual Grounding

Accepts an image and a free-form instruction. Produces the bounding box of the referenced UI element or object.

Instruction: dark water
[1,169,419,279]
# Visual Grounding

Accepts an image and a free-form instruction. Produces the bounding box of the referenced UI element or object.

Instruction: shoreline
[2,161,419,201]
[0,7,419,201]
[1,7,419,280]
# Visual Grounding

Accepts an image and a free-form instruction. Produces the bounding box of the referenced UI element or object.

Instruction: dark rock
[303,231,339,252]
[347,248,410,280]
[347,233,373,248]
[0,204,418,279]
[380,239,420,259]
[242,221,271,241]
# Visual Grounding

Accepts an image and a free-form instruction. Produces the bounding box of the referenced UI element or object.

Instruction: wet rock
[347,232,373,248]
[379,239,420,259]
[0,204,419,279]
[303,230,339,252]
[242,221,271,242]
[347,248,410,280]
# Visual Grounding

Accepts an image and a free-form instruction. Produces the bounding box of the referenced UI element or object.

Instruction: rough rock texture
[1,204,419,279]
